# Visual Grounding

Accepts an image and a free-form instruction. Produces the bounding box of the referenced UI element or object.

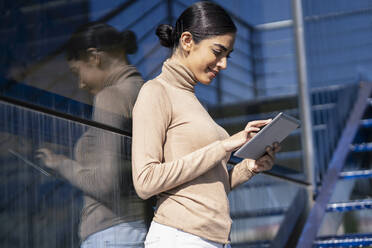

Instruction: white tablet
[234,112,301,160]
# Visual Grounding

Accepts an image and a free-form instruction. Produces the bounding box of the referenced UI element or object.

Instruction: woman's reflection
[36,22,146,248]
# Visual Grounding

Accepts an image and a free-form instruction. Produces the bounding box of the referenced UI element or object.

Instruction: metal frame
[296,82,372,248]
[292,0,316,196]
[0,95,131,137]
[314,233,372,247]
[271,188,307,248]
[326,199,372,212]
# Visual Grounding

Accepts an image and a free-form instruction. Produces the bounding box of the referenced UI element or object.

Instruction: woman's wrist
[221,140,232,153]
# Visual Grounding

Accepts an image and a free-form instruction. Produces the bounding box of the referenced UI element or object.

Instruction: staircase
[208,82,371,247]
[305,83,372,248]
[291,82,372,248]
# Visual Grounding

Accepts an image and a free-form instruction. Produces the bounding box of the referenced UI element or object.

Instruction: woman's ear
[180,32,193,53]
[86,48,100,66]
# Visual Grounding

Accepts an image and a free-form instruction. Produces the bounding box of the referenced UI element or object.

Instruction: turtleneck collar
[103,63,136,88]
[159,58,197,92]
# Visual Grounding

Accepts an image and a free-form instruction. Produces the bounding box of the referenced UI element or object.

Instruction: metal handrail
[0,93,131,138]
[296,82,372,248]
[253,7,372,31]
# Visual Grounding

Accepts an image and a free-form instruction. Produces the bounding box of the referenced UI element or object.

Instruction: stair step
[351,143,372,152]
[229,151,303,172]
[339,169,372,179]
[326,199,372,212]
[231,206,287,219]
[314,233,372,247]
[275,150,302,160]
[360,118,372,128]
[231,240,271,248]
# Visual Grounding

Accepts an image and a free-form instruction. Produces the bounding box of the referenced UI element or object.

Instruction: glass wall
[6,0,369,247]
[303,0,372,88]
[0,100,146,247]
[2,3,149,246]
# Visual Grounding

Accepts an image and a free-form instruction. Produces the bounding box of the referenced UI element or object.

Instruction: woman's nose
[217,57,227,70]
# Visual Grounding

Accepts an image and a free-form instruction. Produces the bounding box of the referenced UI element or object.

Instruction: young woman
[132,2,280,248]
[36,22,147,247]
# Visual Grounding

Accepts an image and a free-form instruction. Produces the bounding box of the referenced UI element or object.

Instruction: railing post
[292,0,315,193]
[292,2,316,244]
[250,28,259,98]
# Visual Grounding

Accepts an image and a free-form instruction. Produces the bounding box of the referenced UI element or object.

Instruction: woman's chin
[199,77,213,85]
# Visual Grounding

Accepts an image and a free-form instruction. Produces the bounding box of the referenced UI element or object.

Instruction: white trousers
[81,220,147,248]
[145,221,231,248]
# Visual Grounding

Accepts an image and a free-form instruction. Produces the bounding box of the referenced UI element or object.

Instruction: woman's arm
[36,128,132,206]
[229,159,257,190]
[36,88,135,205]
[229,143,281,190]
[132,82,227,199]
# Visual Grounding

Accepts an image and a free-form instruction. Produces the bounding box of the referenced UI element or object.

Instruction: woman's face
[68,59,104,95]
[183,33,236,85]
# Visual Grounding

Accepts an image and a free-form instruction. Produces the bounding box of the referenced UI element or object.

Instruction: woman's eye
[212,49,222,56]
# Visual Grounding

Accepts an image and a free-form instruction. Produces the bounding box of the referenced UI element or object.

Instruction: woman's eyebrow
[213,43,227,51]
[213,43,233,53]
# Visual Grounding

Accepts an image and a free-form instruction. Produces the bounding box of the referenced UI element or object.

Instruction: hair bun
[121,30,138,54]
[156,24,174,48]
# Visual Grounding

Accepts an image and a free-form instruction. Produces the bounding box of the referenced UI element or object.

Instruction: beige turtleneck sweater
[132,59,256,244]
[54,65,145,241]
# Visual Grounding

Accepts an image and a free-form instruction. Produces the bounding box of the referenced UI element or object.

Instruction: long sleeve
[132,82,227,200]
[55,125,133,207]
[229,159,256,190]
[52,84,136,206]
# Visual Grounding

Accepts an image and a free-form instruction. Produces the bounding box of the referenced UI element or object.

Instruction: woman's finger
[257,156,274,169]
[249,132,257,139]
[259,160,273,171]
[273,142,281,153]
[265,146,275,160]
[245,128,259,138]
[256,156,268,168]
[244,127,260,132]
[246,119,272,129]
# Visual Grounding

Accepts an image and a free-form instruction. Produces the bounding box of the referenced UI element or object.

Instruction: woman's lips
[208,68,218,78]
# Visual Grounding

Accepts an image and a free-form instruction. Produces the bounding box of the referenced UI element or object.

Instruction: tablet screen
[233,112,300,160]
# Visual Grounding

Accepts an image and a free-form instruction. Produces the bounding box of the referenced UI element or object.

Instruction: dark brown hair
[66,22,138,61]
[156,1,236,49]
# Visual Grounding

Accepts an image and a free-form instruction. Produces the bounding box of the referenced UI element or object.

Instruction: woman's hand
[35,148,67,170]
[246,142,281,174]
[221,119,272,152]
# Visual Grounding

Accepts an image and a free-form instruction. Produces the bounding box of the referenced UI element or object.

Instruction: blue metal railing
[297,82,372,248]
[314,233,372,248]
[311,83,359,187]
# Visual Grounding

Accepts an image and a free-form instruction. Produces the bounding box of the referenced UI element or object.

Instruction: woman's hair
[156,1,236,49]
[66,22,138,61]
